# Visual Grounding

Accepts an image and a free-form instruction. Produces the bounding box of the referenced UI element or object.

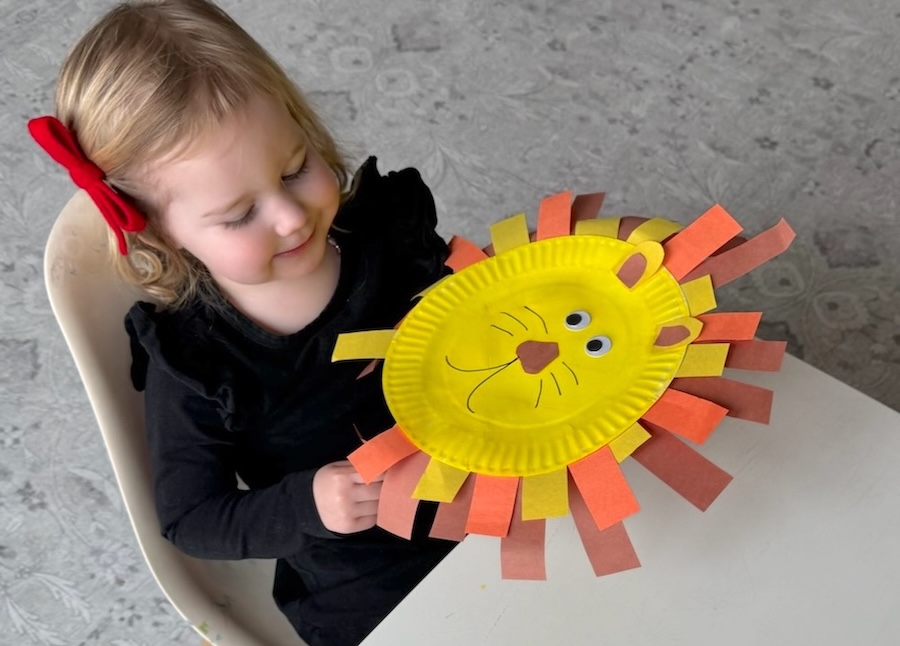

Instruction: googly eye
[565,311,591,330]
[585,335,612,357]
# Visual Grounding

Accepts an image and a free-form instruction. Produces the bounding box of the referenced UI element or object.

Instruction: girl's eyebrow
[202,194,248,219]
[200,142,307,218]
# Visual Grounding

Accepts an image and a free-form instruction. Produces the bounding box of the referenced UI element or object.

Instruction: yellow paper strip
[490,213,530,254]
[574,217,620,238]
[627,217,683,244]
[609,423,652,462]
[413,458,470,502]
[521,469,569,520]
[675,343,730,378]
[331,330,396,361]
[680,275,717,315]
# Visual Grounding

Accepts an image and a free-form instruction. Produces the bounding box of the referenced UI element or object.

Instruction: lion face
[384,234,695,476]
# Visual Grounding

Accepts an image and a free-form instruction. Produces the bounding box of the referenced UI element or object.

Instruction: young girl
[29,1,455,644]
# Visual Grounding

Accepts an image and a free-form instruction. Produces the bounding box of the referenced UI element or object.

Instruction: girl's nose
[272,193,308,236]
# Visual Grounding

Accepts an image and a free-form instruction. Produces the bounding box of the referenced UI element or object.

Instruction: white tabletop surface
[363,355,900,645]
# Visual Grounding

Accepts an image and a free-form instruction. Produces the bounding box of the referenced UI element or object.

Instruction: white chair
[44,191,307,646]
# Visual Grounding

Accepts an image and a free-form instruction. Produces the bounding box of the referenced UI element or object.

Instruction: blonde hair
[55,0,348,308]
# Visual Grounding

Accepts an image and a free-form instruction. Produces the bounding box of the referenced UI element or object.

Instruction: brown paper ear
[654,317,703,349]
[614,241,664,289]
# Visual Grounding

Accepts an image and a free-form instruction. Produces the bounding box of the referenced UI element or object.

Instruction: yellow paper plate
[384,234,690,477]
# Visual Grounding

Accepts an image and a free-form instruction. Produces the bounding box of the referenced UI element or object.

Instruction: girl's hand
[312,460,384,534]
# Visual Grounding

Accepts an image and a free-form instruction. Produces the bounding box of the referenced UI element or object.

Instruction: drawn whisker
[535,379,543,408]
[467,359,518,413]
[551,372,561,396]
[501,311,528,331]
[446,356,516,373]
[490,324,514,337]
[562,361,579,386]
[523,305,548,334]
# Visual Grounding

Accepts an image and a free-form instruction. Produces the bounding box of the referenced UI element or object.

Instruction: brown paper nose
[516,340,560,374]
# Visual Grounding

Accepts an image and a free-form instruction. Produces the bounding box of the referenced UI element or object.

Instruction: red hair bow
[28,116,145,255]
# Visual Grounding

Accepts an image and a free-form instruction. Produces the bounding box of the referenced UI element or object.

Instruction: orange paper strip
[446,235,489,272]
[429,474,475,541]
[617,216,649,241]
[632,422,733,511]
[682,219,796,287]
[726,340,787,372]
[662,204,743,280]
[571,192,605,222]
[536,190,572,241]
[568,446,640,531]
[501,482,547,580]
[641,388,729,444]
[377,451,430,539]
[465,474,519,537]
[569,478,641,576]
[347,425,419,484]
[696,312,762,342]
[671,376,774,424]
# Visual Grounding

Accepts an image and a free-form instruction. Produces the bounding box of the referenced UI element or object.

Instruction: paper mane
[332,191,795,579]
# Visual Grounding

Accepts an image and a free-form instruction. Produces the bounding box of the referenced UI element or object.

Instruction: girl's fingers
[350,469,385,484]
[354,500,379,519]
[354,481,383,502]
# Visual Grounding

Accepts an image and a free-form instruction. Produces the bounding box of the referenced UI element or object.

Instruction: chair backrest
[44,191,306,646]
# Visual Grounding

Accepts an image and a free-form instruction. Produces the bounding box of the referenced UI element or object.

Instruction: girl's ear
[613,241,664,289]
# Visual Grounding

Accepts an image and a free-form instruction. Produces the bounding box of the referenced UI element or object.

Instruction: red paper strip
[429,474,476,541]
[696,312,762,342]
[617,216,649,241]
[536,190,572,241]
[356,358,381,379]
[671,376,774,424]
[569,478,641,576]
[500,481,547,580]
[663,204,743,280]
[710,235,748,255]
[465,474,519,537]
[631,422,733,511]
[726,340,787,372]
[347,425,419,484]
[568,446,640,531]
[446,235,489,272]
[377,451,430,539]
[682,219,796,287]
[641,388,729,444]
[571,192,605,222]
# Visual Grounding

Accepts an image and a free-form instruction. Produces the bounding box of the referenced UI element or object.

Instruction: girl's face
[147,94,341,297]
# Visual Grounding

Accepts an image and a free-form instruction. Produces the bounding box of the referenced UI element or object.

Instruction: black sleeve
[142,358,338,560]
[336,157,450,296]
[381,165,450,294]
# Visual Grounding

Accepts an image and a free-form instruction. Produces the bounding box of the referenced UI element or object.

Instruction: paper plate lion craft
[332,190,795,580]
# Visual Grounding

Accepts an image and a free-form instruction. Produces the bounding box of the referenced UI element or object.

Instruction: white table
[363,356,900,645]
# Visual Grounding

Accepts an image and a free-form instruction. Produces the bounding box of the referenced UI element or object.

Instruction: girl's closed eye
[281,158,309,184]
[223,159,309,230]
[224,206,256,230]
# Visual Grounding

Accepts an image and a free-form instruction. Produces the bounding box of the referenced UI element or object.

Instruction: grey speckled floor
[1,0,899,644]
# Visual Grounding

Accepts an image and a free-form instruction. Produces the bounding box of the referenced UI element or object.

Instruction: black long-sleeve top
[125,158,455,645]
